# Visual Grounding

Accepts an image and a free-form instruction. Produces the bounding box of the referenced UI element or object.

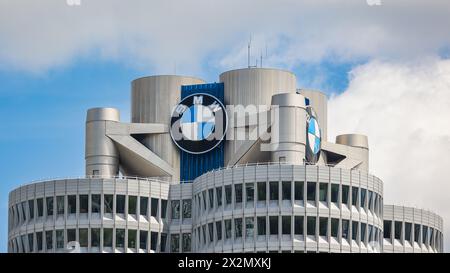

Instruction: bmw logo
[305,107,321,164]
[170,93,228,154]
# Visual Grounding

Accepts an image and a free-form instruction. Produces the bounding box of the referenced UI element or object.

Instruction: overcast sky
[1,0,450,252]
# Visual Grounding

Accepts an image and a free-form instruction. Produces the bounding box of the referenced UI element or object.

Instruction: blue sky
[2,0,450,253]
[0,57,353,252]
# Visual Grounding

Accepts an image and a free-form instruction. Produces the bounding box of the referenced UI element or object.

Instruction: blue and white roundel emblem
[170,93,228,154]
[305,107,321,164]
[180,105,215,141]
[307,117,321,155]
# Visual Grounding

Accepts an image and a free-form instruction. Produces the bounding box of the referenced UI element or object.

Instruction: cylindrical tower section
[270,93,307,164]
[131,75,205,181]
[336,133,369,171]
[219,68,297,165]
[85,107,120,177]
[298,89,328,141]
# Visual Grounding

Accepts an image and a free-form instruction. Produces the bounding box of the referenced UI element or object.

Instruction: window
[79,228,88,247]
[140,230,148,250]
[245,183,254,202]
[21,202,27,222]
[161,199,167,219]
[150,232,158,251]
[307,182,316,202]
[140,197,148,216]
[28,233,34,252]
[405,222,412,242]
[151,198,158,217]
[216,187,222,207]
[235,218,243,238]
[361,223,367,243]
[208,189,214,209]
[216,221,222,241]
[67,229,76,243]
[245,217,254,238]
[225,185,232,205]
[280,181,291,201]
[414,224,420,243]
[103,228,112,248]
[307,216,316,236]
[294,216,304,235]
[37,198,44,217]
[383,221,392,240]
[28,200,34,220]
[294,181,304,201]
[394,221,402,240]
[208,223,214,242]
[257,216,266,236]
[125,196,136,216]
[341,185,349,205]
[104,195,113,214]
[56,196,64,216]
[342,220,349,240]
[319,217,328,236]
[170,234,180,253]
[351,187,358,206]
[160,233,167,252]
[257,182,266,201]
[368,191,373,211]
[269,216,278,235]
[128,229,137,249]
[202,225,206,244]
[56,230,64,249]
[201,191,207,211]
[182,233,191,252]
[331,184,339,203]
[182,199,191,219]
[46,197,54,217]
[368,225,373,242]
[79,195,88,214]
[319,183,328,202]
[331,218,339,238]
[21,235,27,253]
[360,189,366,209]
[116,229,125,248]
[282,216,291,235]
[225,219,232,239]
[171,200,180,220]
[235,184,242,204]
[91,194,100,214]
[115,195,125,214]
[91,228,100,248]
[45,231,53,250]
[269,182,279,201]
[36,232,43,251]
[352,221,358,241]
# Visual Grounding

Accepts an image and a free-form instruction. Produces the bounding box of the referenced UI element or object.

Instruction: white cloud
[328,58,450,251]
[1,0,450,75]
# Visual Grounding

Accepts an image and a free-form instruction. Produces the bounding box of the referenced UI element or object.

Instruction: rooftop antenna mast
[260,50,263,68]
[248,35,252,68]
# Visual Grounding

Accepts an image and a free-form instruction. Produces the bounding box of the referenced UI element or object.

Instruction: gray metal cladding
[219,68,297,165]
[131,75,205,181]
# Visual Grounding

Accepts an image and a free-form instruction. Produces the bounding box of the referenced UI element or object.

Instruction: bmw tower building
[8,68,444,253]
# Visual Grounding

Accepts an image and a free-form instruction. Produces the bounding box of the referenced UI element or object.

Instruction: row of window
[9,228,181,253]
[193,216,382,250]
[383,220,443,251]
[9,195,176,229]
[194,182,382,218]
